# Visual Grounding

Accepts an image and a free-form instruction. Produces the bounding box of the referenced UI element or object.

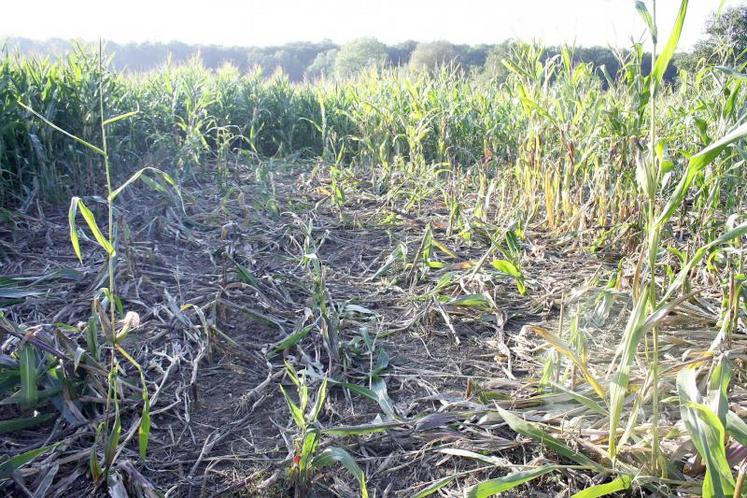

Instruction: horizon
[1,1,741,52]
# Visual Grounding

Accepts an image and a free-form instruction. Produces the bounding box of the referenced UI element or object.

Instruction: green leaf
[299,428,318,471]
[312,447,368,498]
[635,1,657,42]
[109,166,177,202]
[102,109,139,127]
[104,409,122,469]
[412,476,455,498]
[608,287,651,456]
[280,385,306,429]
[68,197,115,262]
[571,475,632,498]
[0,413,55,434]
[706,356,732,426]
[652,0,688,86]
[308,376,328,423]
[490,259,521,277]
[338,380,396,418]
[324,421,401,436]
[490,260,525,294]
[657,122,747,227]
[496,406,600,470]
[19,344,38,410]
[0,288,43,299]
[550,382,608,416]
[677,367,735,497]
[139,386,151,459]
[663,222,747,301]
[726,411,747,446]
[465,465,557,498]
[0,444,55,480]
[447,293,492,309]
[270,326,312,356]
[17,100,106,156]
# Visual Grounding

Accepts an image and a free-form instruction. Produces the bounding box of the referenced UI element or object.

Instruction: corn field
[1,2,747,497]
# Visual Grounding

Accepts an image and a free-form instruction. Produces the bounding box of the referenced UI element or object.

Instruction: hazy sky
[1,1,739,49]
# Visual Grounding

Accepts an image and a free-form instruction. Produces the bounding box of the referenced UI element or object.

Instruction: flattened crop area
[0,159,702,497]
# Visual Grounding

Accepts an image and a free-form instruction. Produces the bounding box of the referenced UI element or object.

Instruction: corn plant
[280,362,367,498]
[18,42,178,481]
[600,0,747,491]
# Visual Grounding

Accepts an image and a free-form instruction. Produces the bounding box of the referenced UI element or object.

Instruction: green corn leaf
[0,412,55,434]
[412,476,455,498]
[109,167,177,202]
[308,376,328,423]
[0,288,43,300]
[102,109,139,127]
[726,411,747,446]
[299,428,318,471]
[19,344,38,410]
[0,444,55,480]
[17,100,106,156]
[657,122,747,227]
[490,260,525,294]
[652,0,688,86]
[69,197,115,262]
[571,475,632,498]
[338,378,397,418]
[496,406,600,470]
[678,366,735,497]
[229,256,260,286]
[90,424,104,483]
[104,409,122,470]
[465,465,557,498]
[139,385,151,459]
[280,385,305,429]
[312,446,368,498]
[324,421,401,436]
[717,0,728,16]
[447,293,492,309]
[663,221,747,301]
[270,326,313,356]
[608,287,650,457]
[705,356,732,426]
[635,1,657,42]
[715,65,747,81]
[550,382,608,416]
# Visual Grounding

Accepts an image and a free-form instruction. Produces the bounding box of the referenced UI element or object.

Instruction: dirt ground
[1,160,616,497]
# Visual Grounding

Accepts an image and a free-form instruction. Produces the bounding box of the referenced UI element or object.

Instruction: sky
[1,1,741,49]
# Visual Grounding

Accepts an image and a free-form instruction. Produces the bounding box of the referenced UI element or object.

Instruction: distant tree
[245,47,275,74]
[305,48,339,80]
[680,5,747,70]
[572,46,623,82]
[457,44,491,70]
[409,41,460,72]
[387,40,418,66]
[334,38,389,76]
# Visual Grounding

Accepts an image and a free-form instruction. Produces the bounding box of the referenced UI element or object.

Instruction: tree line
[4,5,745,82]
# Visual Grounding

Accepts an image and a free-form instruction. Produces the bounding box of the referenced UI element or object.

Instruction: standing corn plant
[607,0,747,487]
[18,41,178,481]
